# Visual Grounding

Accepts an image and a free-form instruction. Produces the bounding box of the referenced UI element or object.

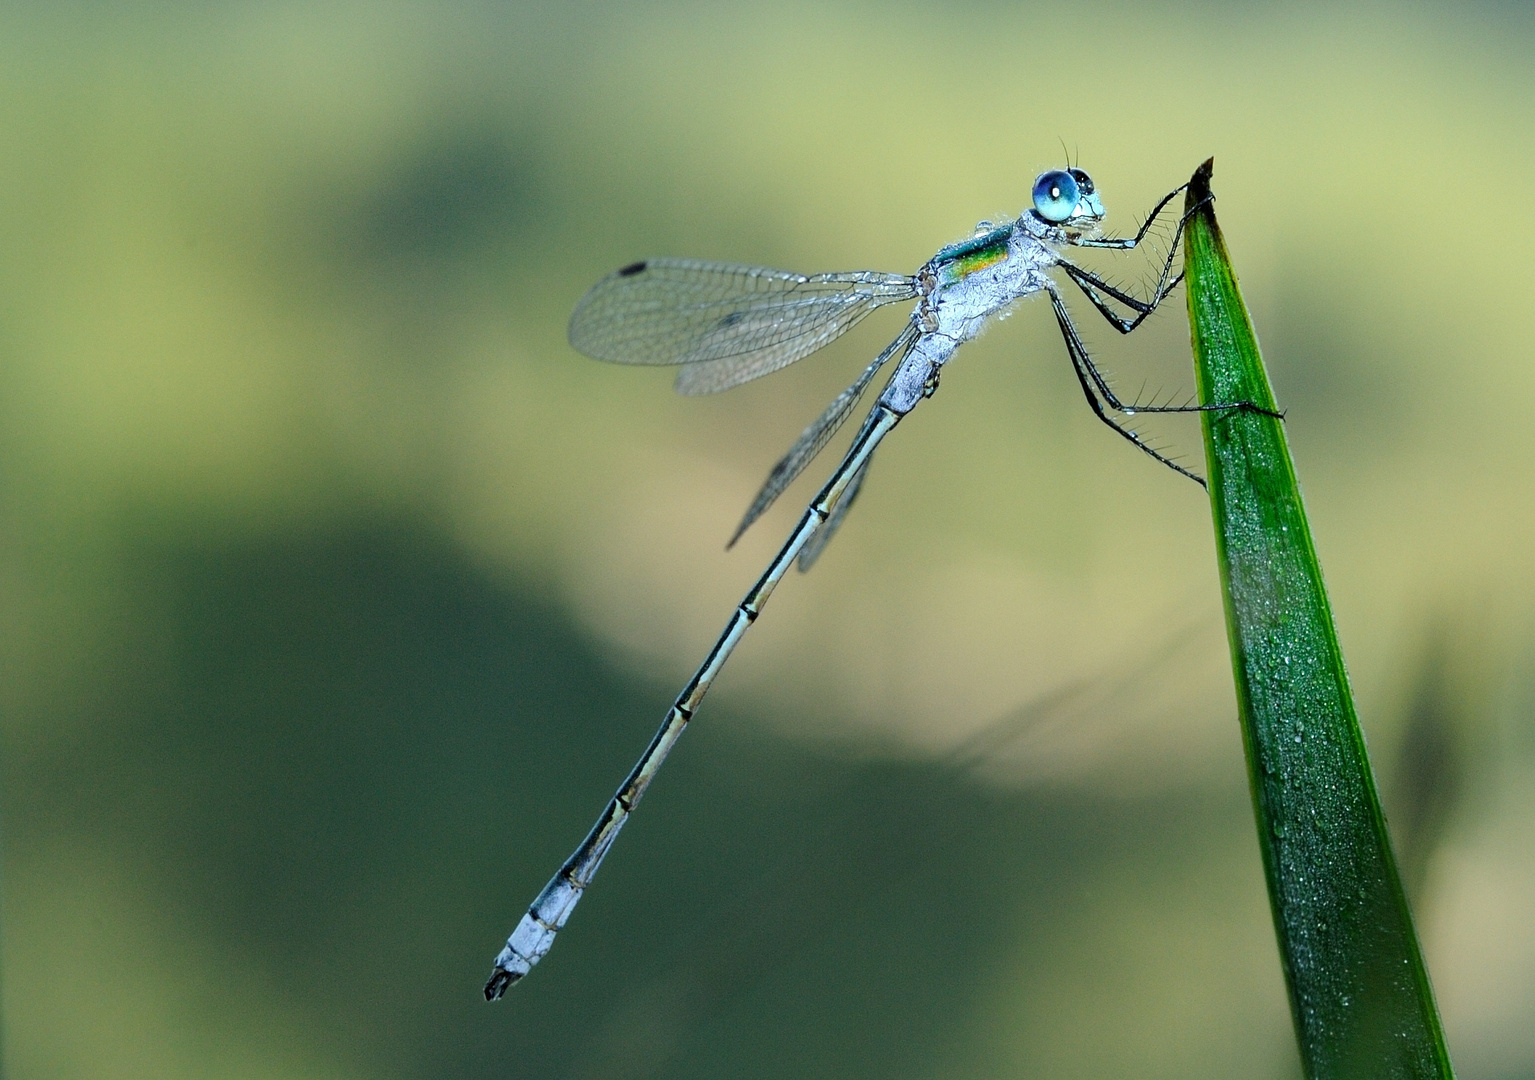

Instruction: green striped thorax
[932,225,1015,287]
[931,168,1104,288]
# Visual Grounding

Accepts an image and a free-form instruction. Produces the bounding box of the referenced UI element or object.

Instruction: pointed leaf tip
[1186,158,1215,213]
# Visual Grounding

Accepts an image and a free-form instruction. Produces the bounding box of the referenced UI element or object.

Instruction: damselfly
[484,166,1255,999]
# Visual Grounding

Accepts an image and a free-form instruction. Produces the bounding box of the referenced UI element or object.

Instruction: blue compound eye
[1032,170,1080,223]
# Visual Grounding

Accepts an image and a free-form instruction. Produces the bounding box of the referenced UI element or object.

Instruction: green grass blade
[1181,159,1454,1080]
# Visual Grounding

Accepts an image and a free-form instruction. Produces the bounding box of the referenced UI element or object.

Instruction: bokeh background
[3,2,1534,1077]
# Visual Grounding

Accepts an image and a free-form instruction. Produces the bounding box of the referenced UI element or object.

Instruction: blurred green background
[3,2,1534,1077]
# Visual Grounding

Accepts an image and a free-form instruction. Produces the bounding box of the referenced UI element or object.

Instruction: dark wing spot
[617,261,647,277]
[717,312,745,329]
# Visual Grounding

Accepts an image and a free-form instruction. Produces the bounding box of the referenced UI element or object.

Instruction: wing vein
[728,323,918,546]
[568,258,918,394]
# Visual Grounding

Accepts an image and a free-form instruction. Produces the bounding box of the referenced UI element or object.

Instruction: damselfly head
[1030,168,1106,224]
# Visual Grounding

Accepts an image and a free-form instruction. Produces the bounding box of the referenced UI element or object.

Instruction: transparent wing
[567,258,918,395]
[728,324,917,547]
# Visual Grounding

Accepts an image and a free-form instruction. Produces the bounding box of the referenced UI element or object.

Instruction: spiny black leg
[1069,186,1215,257]
[1045,282,1206,487]
[1062,262,1169,315]
[1061,261,1184,334]
[1054,188,1204,335]
[1061,190,1217,324]
[1047,282,1281,420]
[1053,190,1284,422]
[1074,187,1178,253]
